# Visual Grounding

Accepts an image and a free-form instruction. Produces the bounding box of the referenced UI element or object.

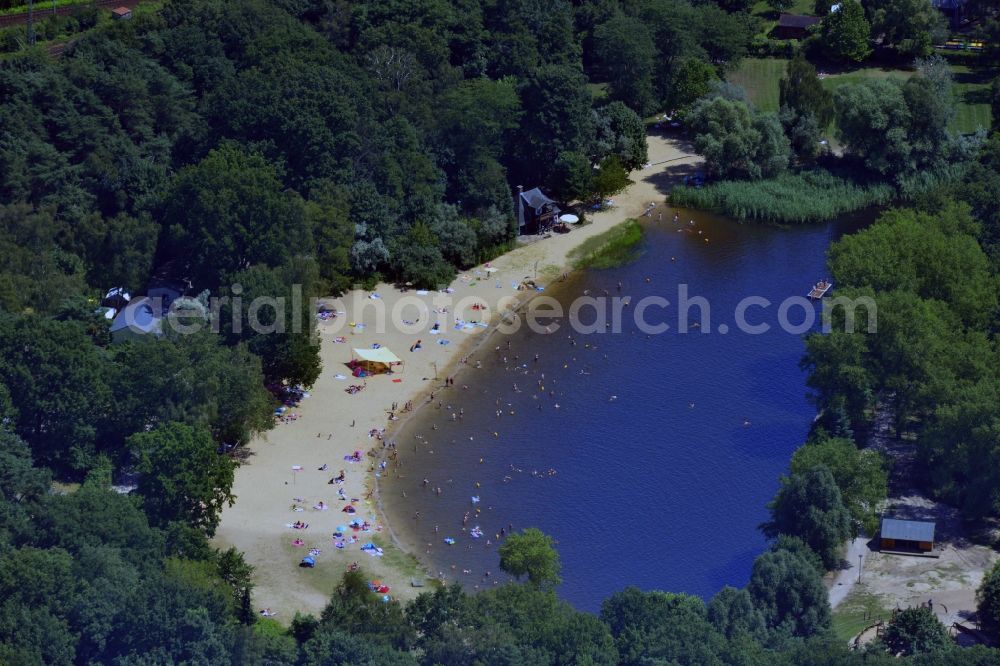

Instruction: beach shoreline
[211,131,703,619]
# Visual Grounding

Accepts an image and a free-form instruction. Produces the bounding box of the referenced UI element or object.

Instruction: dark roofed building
[880,518,936,553]
[772,14,822,40]
[516,186,560,235]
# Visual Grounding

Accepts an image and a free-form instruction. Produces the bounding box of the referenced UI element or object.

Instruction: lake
[379,207,870,612]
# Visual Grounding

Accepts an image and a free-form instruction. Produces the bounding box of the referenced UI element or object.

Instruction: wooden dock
[808,280,832,299]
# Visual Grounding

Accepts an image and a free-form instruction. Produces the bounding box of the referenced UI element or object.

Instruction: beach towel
[437,339,450,346]
[392,378,402,383]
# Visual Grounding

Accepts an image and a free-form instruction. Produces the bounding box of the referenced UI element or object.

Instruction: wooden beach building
[516,186,560,235]
[772,14,821,40]
[879,518,936,553]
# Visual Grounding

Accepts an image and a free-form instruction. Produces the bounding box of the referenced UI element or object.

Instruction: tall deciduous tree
[977,559,1000,635]
[834,78,912,175]
[498,528,562,589]
[865,0,947,57]
[590,156,631,203]
[762,466,853,568]
[221,263,322,387]
[707,586,767,640]
[779,55,834,129]
[687,97,790,179]
[593,14,657,116]
[668,58,719,112]
[790,437,888,534]
[879,606,951,655]
[517,65,596,187]
[592,102,649,170]
[161,144,309,289]
[129,422,236,535]
[747,548,831,638]
[821,0,872,62]
[0,316,111,474]
[601,587,731,664]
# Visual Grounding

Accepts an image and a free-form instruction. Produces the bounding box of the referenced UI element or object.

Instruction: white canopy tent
[351,348,404,374]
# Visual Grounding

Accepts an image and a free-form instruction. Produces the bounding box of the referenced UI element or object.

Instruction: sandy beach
[212,131,702,618]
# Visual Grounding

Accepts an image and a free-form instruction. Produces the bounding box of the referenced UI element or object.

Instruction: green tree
[687,97,790,179]
[221,263,322,387]
[821,0,873,62]
[594,14,658,116]
[552,151,595,202]
[0,546,79,665]
[590,156,631,203]
[318,569,414,649]
[905,58,957,171]
[763,466,853,568]
[921,380,1000,519]
[0,316,111,474]
[707,586,767,640]
[107,329,273,453]
[161,144,309,289]
[306,184,354,296]
[668,58,719,112]
[747,547,831,638]
[0,430,51,505]
[429,204,478,268]
[592,101,649,170]
[392,222,455,289]
[828,207,996,327]
[770,534,826,574]
[301,627,418,666]
[879,606,951,655]
[129,422,236,535]
[834,78,912,175]
[865,0,947,57]
[779,54,834,128]
[790,437,888,534]
[977,559,1000,635]
[780,107,824,160]
[216,547,256,625]
[517,64,596,187]
[498,527,562,589]
[601,587,730,665]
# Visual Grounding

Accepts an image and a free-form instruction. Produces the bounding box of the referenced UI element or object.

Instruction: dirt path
[829,537,871,608]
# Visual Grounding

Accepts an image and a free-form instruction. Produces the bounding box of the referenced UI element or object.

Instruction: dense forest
[2,0,1000,663]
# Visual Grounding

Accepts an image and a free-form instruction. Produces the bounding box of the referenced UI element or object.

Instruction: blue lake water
[380,208,870,612]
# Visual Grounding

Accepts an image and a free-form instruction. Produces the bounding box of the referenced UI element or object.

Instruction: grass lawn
[950,64,995,134]
[831,588,891,643]
[728,57,994,133]
[0,0,92,16]
[588,82,609,104]
[727,57,787,112]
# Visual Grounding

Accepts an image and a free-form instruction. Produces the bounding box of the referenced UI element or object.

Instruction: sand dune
[211,131,701,618]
